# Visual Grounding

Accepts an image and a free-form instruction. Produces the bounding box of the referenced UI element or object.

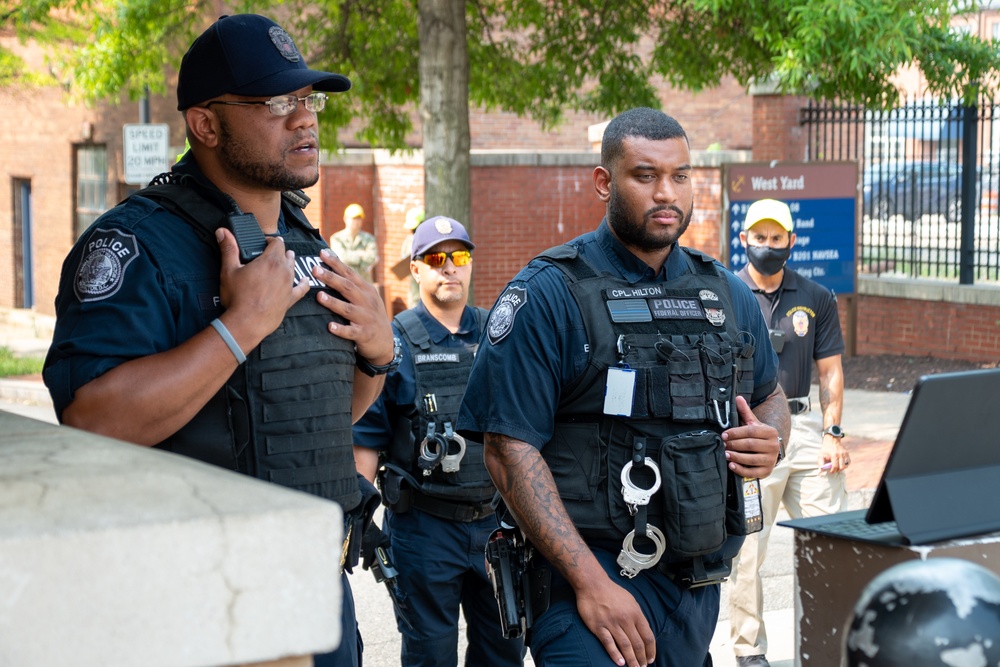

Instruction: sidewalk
[0,315,912,667]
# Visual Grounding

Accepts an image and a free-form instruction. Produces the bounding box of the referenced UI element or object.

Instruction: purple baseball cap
[411,216,475,258]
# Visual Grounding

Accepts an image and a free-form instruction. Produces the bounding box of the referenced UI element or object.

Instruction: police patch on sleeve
[73,228,140,302]
[487,286,527,345]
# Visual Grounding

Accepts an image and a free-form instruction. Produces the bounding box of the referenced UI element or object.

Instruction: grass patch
[0,347,44,378]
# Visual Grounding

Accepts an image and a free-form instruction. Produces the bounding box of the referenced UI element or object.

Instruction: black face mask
[746,244,791,276]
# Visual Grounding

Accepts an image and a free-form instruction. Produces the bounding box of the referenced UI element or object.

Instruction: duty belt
[410,492,495,522]
[787,397,811,415]
[657,557,732,589]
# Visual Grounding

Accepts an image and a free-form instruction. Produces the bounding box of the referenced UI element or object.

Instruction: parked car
[863,161,963,221]
[863,162,999,223]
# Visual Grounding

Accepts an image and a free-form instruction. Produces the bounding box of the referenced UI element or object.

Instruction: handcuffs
[617,457,666,578]
[417,421,467,474]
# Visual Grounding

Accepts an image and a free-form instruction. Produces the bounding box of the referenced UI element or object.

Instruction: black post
[960,103,978,285]
[139,86,150,124]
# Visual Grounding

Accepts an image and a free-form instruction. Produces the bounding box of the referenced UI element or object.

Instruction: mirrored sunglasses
[418,250,472,268]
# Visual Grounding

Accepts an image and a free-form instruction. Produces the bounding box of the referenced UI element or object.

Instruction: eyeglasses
[204,92,328,117]
[418,250,472,268]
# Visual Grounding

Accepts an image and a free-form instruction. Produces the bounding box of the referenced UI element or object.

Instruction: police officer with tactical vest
[353,216,525,667]
[458,107,788,667]
[43,15,396,667]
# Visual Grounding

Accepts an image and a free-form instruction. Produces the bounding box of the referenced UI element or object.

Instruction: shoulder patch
[73,228,140,302]
[487,286,528,345]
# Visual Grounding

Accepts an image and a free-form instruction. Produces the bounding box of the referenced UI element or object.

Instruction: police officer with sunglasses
[354,216,525,667]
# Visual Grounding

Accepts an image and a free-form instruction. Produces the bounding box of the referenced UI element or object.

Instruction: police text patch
[649,297,705,320]
[74,228,140,302]
[487,286,527,345]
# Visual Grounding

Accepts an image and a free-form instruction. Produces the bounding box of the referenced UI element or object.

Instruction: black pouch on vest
[657,339,706,422]
[658,430,728,557]
[699,340,735,428]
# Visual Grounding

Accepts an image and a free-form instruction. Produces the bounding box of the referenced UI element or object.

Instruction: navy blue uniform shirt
[43,157,291,421]
[354,302,484,451]
[458,220,779,449]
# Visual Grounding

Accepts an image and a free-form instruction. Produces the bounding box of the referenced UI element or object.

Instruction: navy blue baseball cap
[177,14,351,110]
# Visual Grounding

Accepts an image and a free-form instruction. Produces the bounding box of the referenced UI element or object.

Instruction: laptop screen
[866,368,1000,541]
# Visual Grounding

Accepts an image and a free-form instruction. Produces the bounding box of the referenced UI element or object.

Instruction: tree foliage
[7,0,999,148]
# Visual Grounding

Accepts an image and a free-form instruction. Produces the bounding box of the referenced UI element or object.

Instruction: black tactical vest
[136,176,361,512]
[382,308,495,507]
[538,244,756,563]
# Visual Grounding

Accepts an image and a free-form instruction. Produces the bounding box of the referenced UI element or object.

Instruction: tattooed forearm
[484,432,595,578]
[752,385,791,444]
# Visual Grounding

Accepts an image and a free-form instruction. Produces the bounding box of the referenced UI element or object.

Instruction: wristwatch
[823,425,846,438]
[356,337,402,377]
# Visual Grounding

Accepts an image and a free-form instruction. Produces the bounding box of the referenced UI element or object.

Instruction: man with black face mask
[727,198,851,667]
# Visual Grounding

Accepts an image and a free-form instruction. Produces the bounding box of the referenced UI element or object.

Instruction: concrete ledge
[0,413,343,667]
[858,273,1000,306]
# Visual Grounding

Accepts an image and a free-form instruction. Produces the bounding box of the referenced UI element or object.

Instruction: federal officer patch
[487,286,527,345]
[74,228,139,302]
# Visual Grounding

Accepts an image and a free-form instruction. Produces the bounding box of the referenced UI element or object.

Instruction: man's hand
[721,395,782,478]
[820,438,851,473]
[313,249,394,364]
[216,229,310,344]
[576,576,656,667]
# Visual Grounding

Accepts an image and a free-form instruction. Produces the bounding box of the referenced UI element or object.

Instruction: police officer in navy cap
[43,14,396,667]
[458,107,787,667]
[354,216,525,667]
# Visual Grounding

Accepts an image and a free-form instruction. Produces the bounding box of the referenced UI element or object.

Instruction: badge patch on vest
[487,286,527,345]
[699,289,726,327]
[74,228,140,302]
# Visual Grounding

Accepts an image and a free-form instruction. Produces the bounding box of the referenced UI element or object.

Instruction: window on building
[75,144,108,239]
[993,22,999,40]
[12,178,33,308]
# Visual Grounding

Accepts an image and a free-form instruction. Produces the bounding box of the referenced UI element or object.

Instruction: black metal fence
[801,97,1000,284]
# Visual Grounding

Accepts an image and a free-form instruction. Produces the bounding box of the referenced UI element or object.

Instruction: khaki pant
[727,409,848,657]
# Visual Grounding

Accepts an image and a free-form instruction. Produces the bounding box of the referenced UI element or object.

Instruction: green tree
[9,0,1000,231]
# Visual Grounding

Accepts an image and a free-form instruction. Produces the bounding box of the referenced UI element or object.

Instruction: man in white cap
[727,198,851,667]
[330,203,378,283]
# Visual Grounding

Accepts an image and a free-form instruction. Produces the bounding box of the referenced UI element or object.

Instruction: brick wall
[752,93,809,162]
[318,153,1000,363]
[0,82,184,313]
[322,157,730,314]
[853,296,1000,360]
[4,56,998,362]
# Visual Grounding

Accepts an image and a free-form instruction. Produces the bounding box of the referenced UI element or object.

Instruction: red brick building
[3,14,999,362]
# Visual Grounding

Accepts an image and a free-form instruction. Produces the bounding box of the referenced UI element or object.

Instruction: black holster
[343,474,382,573]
